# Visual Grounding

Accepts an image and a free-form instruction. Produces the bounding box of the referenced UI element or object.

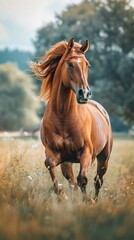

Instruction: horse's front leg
[44,147,67,200]
[48,167,68,200]
[77,147,92,202]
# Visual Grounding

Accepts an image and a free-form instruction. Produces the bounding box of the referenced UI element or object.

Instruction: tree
[33,0,134,123]
[0,48,32,70]
[94,0,134,122]
[0,63,40,130]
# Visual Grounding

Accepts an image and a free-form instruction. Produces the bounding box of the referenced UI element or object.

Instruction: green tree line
[0,49,31,71]
[0,63,39,130]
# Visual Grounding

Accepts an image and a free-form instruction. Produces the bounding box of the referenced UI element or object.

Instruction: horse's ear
[80,40,89,53]
[67,38,74,51]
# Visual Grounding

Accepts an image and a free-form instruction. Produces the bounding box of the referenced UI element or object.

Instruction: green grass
[0,138,134,240]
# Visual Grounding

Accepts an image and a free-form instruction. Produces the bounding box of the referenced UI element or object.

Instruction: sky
[0,0,133,52]
[0,0,82,51]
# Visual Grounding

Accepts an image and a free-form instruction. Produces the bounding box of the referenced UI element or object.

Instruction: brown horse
[31,38,113,201]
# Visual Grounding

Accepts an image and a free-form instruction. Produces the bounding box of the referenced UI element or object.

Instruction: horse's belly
[61,137,81,162]
[60,148,80,163]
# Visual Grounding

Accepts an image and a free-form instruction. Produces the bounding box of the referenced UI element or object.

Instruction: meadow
[0,136,134,240]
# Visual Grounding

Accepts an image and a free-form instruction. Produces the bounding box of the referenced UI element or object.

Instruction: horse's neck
[51,79,77,116]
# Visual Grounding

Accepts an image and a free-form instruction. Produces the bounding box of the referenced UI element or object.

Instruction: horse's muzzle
[76,88,92,104]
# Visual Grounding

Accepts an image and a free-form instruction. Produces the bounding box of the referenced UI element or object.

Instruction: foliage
[33,0,134,123]
[0,48,32,70]
[0,63,40,130]
[110,115,130,132]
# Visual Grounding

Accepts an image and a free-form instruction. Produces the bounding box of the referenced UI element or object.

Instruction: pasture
[0,136,134,240]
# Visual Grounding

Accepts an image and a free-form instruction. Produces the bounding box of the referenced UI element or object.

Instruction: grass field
[0,136,134,240]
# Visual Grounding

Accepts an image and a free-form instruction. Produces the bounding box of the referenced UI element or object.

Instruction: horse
[30,38,113,201]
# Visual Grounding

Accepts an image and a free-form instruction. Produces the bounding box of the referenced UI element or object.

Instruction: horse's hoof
[94,196,99,203]
[83,196,96,204]
[89,198,96,204]
[70,183,78,192]
[58,189,68,201]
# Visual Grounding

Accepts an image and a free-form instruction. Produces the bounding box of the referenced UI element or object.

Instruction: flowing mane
[30,41,81,102]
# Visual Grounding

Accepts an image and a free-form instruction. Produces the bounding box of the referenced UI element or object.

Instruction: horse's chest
[47,129,84,159]
[63,133,75,150]
[43,114,85,161]
[60,132,83,149]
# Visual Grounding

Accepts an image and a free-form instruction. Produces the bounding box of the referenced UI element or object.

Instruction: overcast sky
[0,0,81,51]
[0,0,133,51]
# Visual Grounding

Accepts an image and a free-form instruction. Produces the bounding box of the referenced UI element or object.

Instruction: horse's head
[61,38,92,104]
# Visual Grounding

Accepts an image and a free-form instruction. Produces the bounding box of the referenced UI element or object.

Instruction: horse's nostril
[78,89,84,96]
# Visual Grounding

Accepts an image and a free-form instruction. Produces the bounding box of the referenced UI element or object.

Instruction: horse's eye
[67,62,74,68]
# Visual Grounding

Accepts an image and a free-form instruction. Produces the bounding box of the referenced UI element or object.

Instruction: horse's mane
[30,41,81,102]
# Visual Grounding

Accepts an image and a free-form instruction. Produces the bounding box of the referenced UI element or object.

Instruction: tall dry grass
[0,137,134,240]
